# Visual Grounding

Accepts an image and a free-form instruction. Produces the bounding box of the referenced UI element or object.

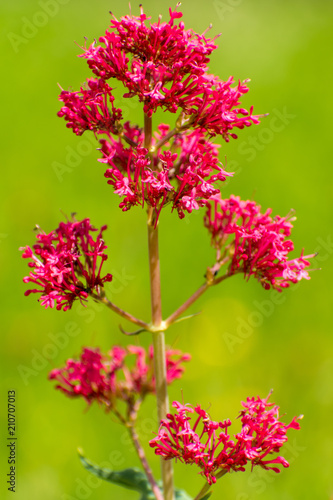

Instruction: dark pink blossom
[49,345,191,408]
[58,78,122,136]
[100,124,232,220]
[58,6,260,221]
[149,393,302,485]
[204,194,314,290]
[79,5,259,134]
[20,218,112,311]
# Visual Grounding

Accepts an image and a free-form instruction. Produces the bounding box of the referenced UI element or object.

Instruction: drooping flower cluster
[204,194,313,290]
[49,345,191,409]
[57,5,260,221]
[100,123,232,218]
[21,218,112,311]
[149,394,301,485]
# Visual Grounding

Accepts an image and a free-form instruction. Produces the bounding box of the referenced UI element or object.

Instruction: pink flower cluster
[21,218,112,311]
[58,78,122,136]
[149,394,301,485]
[100,123,232,219]
[79,5,258,136]
[204,194,313,290]
[57,6,260,221]
[49,345,191,408]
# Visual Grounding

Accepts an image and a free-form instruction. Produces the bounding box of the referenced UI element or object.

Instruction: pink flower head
[20,217,112,311]
[49,344,191,409]
[100,124,232,221]
[204,194,314,290]
[58,7,261,221]
[58,78,122,136]
[149,393,302,485]
[79,5,259,133]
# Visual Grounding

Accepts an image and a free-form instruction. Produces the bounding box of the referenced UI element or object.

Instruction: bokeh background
[1,0,332,499]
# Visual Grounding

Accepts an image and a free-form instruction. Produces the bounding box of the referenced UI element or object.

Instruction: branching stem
[165,272,231,328]
[91,293,149,330]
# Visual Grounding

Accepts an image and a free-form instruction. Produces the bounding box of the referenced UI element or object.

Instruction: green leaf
[174,488,193,500]
[78,449,151,495]
[78,449,194,500]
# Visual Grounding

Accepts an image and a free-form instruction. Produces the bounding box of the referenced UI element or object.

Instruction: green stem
[193,470,227,500]
[152,127,178,152]
[148,207,174,500]
[128,400,163,500]
[145,110,174,500]
[165,271,232,328]
[112,403,163,500]
[91,293,149,330]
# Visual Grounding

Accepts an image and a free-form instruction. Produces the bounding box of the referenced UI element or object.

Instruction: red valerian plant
[21,5,313,500]
[149,393,302,487]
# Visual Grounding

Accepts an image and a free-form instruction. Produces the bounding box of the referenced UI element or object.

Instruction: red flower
[149,393,302,485]
[100,124,232,220]
[204,194,314,290]
[49,345,191,408]
[57,6,261,221]
[21,217,112,311]
[58,78,122,136]
[79,4,258,134]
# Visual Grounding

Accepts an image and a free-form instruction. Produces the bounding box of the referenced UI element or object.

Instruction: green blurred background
[1,0,332,498]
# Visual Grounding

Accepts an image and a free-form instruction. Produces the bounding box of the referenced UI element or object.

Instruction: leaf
[78,449,195,500]
[78,449,151,495]
[174,488,193,500]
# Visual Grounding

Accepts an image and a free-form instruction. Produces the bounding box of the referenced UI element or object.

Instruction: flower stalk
[148,215,174,500]
[146,109,174,500]
[128,400,163,500]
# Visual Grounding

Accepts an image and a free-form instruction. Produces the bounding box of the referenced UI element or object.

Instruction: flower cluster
[100,123,232,219]
[58,78,123,136]
[149,394,301,485]
[204,194,313,290]
[57,6,260,221]
[21,218,112,311]
[49,345,191,408]
[78,5,259,136]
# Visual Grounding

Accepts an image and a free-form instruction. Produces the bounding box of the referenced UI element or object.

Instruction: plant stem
[127,399,163,500]
[145,110,173,500]
[112,403,163,500]
[91,293,149,330]
[152,127,178,152]
[193,470,227,500]
[127,422,163,500]
[165,272,232,328]
[165,282,209,327]
[147,207,174,500]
